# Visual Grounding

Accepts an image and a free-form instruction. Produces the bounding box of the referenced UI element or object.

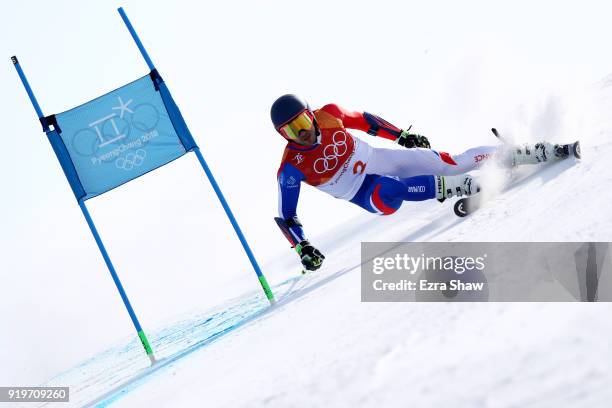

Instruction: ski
[492,127,581,160]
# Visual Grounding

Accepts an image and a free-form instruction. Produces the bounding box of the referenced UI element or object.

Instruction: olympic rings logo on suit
[115,149,147,171]
[313,131,349,174]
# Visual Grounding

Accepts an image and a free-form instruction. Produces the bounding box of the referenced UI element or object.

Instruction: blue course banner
[54,75,187,200]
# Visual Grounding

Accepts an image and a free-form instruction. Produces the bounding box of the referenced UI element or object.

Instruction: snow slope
[22,79,612,407]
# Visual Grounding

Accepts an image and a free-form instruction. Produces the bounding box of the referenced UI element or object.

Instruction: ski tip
[491,128,500,138]
[11,56,18,65]
[573,141,581,159]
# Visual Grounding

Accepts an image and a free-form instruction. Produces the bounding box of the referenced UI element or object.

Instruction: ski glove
[396,130,431,149]
[296,240,325,271]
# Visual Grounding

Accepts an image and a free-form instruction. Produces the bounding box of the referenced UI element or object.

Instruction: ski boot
[490,128,581,167]
[435,174,480,202]
[511,141,581,166]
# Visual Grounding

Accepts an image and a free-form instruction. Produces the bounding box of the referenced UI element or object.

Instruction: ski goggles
[278,110,315,140]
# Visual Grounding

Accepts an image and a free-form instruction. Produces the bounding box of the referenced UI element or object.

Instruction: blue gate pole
[11,56,45,121]
[117,7,276,304]
[193,148,276,304]
[117,7,155,71]
[12,56,157,364]
[78,201,156,364]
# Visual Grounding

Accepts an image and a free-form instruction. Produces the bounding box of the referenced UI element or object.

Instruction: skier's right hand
[296,240,325,271]
[396,130,431,149]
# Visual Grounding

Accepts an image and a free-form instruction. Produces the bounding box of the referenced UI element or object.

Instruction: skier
[272,94,576,271]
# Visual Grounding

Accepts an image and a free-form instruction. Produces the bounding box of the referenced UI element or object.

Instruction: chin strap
[314,119,321,144]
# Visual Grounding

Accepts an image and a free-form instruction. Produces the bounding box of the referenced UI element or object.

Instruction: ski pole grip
[11,56,18,65]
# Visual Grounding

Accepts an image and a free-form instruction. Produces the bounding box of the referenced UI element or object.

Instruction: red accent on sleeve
[320,104,400,141]
[320,103,370,133]
[439,152,458,165]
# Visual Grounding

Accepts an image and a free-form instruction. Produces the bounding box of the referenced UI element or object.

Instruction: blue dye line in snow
[90,307,269,407]
[84,274,309,407]
[74,265,352,407]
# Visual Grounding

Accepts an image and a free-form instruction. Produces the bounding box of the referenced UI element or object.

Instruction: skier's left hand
[396,130,431,149]
[296,240,325,271]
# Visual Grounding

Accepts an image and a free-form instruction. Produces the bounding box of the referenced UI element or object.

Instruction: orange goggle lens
[279,111,314,140]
